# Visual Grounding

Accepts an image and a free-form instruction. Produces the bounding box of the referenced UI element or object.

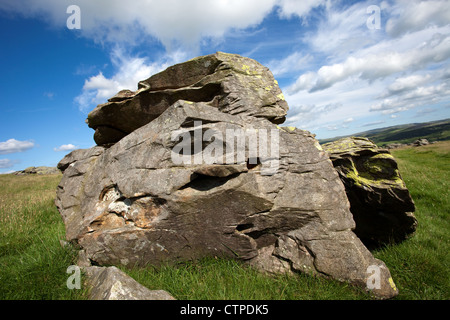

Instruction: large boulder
[56,53,399,299]
[322,137,417,247]
[87,52,289,146]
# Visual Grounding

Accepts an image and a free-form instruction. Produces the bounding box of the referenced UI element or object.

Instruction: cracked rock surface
[56,53,399,299]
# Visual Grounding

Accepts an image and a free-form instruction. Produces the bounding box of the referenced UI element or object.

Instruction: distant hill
[319,118,450,146]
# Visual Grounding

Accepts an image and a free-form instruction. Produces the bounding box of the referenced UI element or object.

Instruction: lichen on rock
[323,137,417,247]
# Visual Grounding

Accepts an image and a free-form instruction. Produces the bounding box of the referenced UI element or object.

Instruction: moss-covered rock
[322,137,417,247]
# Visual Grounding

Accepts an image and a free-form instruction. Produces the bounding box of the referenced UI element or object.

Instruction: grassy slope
[0,142,448,300]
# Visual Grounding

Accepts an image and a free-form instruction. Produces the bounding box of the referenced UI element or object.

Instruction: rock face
[87,52,288,146]
[322,137,417,247]
[56,52,399,299]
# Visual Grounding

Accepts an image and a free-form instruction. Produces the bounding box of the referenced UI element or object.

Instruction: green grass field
[0,174,87,299]
[0,142,448,300]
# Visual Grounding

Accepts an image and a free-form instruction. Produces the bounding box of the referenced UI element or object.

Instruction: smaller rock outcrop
[322,137,417,247]
[14,166,60,175]
[385,143,407,149]
[412,138,430,146]
[385,138,431,149]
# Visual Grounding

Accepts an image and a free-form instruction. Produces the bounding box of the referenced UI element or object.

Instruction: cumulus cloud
[0,0,339,115]
[277,0,450,136]
[0,0,332,51]
[370,80,450,115]
[288,27,450,94]
[383,74,433,97]
[54,144,79,152]
[75,48,186,111]
[2,0,449,138]
[0,0,277,48]
[0,139,34,155]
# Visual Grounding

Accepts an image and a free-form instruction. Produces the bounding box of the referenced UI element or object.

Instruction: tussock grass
[0,141,448,300]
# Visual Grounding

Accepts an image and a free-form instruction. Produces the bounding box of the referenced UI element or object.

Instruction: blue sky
[1,0,449,173]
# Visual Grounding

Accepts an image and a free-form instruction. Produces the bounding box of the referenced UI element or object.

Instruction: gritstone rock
[322,137,417,247]
[412,138,430,146]
[87,52,288,146]
[56,52,398,299]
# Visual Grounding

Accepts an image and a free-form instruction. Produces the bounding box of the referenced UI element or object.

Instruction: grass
[373,141,450,299]
[119,258,369,300]
[0,174,88,300]
[0,141,448,300]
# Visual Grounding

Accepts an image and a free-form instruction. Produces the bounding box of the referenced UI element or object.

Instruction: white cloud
[288,27,450,94]
[284,74,386,132]
[384,74,432,96]
[344,117,354,124]
[0,0,278,49]
[75,48,186,112]
[54,144,79,152]
[284,102,342,127]
[0,159,19,169]
[0,170,16,174]
[386,0,450,38]
[268,51,314,77]
[299,0,388,60]
[370,80,450,115]
[276,0,326,20]
[0,139,34,155]
[3,0,449,139]
[278,0,450,137]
